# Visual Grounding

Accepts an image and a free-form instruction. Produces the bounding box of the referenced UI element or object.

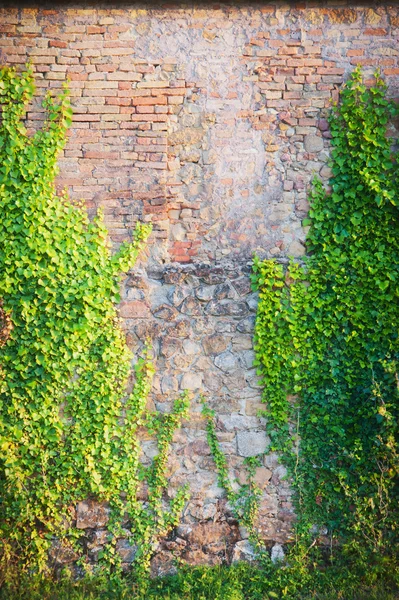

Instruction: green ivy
[202,402,264,553]
[252,68,399,552]
[0,66,189,583]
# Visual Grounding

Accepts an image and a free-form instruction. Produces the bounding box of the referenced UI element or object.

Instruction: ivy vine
[0,66,189,583]
[252,68,399,552]
[202,402,264,552]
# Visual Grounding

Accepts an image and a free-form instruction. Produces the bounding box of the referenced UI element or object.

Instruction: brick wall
[1,2,398,572]
[2,3,398,264]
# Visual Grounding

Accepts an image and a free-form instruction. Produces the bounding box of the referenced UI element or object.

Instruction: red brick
[363,28,387,36]
[132,96,167,106]
[347,49,364,57]
[130,114,168,122]
[84,151,120,159]
[278,47,299,55]
[106,97,131,106]
[136,105,155,114]
[87,26,105,34]
[269,40,284,48]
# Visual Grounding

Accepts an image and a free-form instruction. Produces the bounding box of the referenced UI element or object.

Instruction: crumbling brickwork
[1,1,398,572]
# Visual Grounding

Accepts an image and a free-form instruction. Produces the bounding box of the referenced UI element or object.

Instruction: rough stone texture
[232,540,257,563]
[237,431,270,457]
[49,540,79,565]
[271,543,285,564]
[1,1,398,575]
[76,500,110,529]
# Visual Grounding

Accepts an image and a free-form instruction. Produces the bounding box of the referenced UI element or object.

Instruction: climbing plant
[202,402,264,553]
[252,68,399,552]
[0,66,189,583]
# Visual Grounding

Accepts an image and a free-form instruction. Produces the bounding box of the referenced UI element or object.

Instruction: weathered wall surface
[1,1,399,573]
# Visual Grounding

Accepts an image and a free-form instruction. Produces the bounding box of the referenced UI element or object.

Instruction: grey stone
[232,334,253,351]
[147,266,164,281]
[310,524,328,536]
[168,319,191,338]
[161,374,178,393]
[246,371,262,389]
[263,452,280,470]
[232,540,256,563]
[271,543,285,564]
[181,372,202,390]
[125,288,145,301]
[239,349,256,369]
[218,414,259,432]
[160,337,182,358]
[86,529,109,551]
[223,370,246,392]
[214,351,238,372]
[237,431,270,457]
[183,339,201,355]
[215,283,235,300]
[295,197,310,216]
[269,205,292,223]
[272,465,288,484]
[304,134,324,153]
[215,322,235,334]
[206,300,248,317]
[190,502,217,521]
[195,285,216,301]
[116,539,138,563]
[237,316,255,333]
[203,371,224,392]
[152,304,179,321]
[246,293,259,312]
[180,296,203,316]
[199,268,225,285]
[163,270,187,285]
[231,276,251,296]
[168,285,191,306]
[142,441,159,460]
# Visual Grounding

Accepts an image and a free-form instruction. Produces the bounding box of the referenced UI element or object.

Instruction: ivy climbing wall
[1,1,399,573]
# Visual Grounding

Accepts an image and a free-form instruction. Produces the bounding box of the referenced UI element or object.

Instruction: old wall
[1,1,399,572]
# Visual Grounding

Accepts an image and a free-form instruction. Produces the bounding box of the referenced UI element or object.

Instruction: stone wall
[1,1,399,573]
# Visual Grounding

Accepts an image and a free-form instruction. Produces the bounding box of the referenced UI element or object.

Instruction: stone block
[271,543,285,563]
[76,500,110,529]
[202,334,228,356]
[181,372,202,390]
[116,539,138,563]
[218,414,259,432]
[237,431,270,457]
[214,351,238,372]
[49,540,79,564]
[288,240,306,257]
[232,540,256,563]
[304,134,324,153]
